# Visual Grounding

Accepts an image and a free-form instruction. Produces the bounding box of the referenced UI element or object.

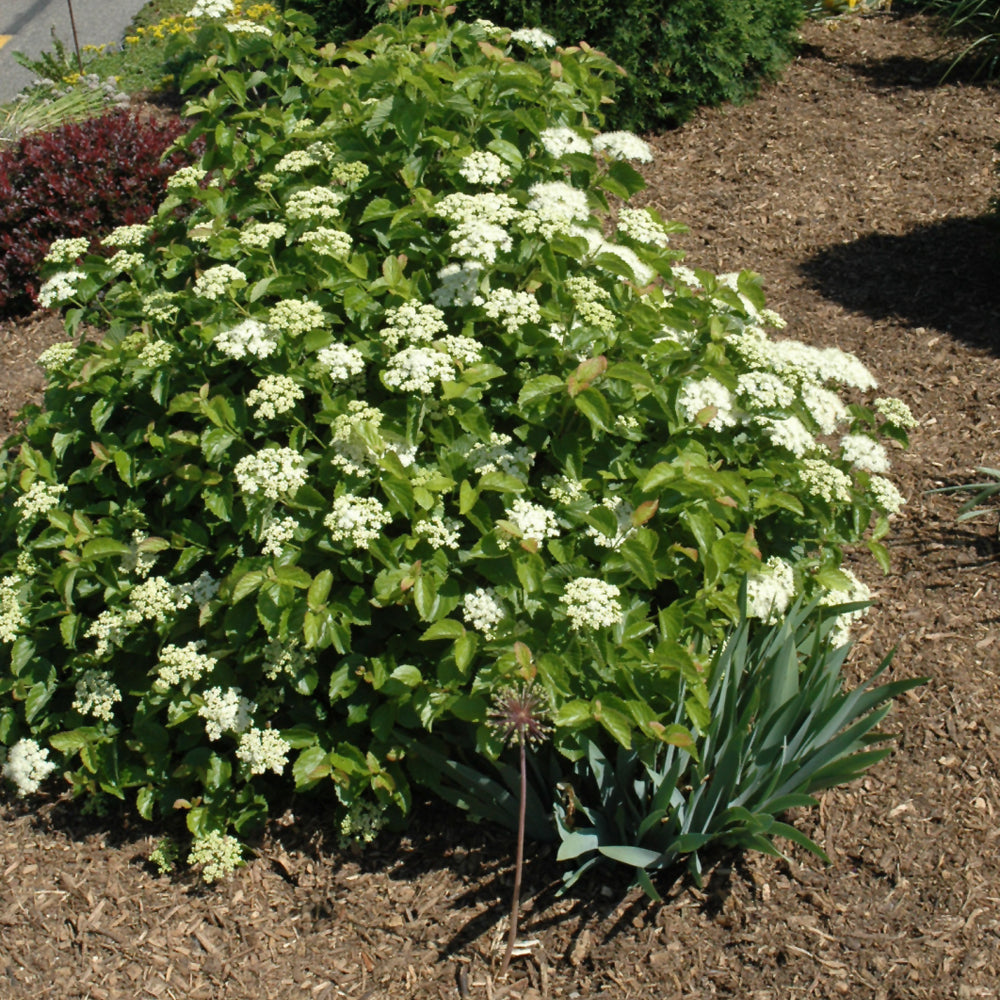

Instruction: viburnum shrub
[0,0,913,880]
[0,110,192,317]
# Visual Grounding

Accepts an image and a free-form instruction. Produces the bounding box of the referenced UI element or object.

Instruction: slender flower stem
[499,737,528,977]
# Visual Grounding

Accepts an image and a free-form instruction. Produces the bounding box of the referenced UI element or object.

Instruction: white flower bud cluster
[381,302,448,350]
[473,18,507,39]
[324,494,392,549]
[461,587,504,638]
[299,227,352,257]
[274,150,319,173]
[236,727,290,775]
[440,335,483,366]
[38,269,86,307]
[36,341,76,371]
[745,556,796,624]
[585,496,635,549]
[187,830,243,884]
[103,224,152,248]
[316,342,364,383]
[329,402,383,476]
[165,164,207,190]
[869,475,906,515]
[468,432,534,478]
[840,434,890,474]
[0,575,26,643]
[616,207,672,248]
[85,607,140,657]
[156,641,218,686]
[268,297,325,336]
[436,193,518,262]
[261,515,298,556]
[137,341,174,367]
[801,382,849,434]
[509,27,556,50]
[338,798,387,848]
[799,458,854,504]
[44,237,90,264]
[539,126,590,159]
[107,250,145,273]
[561,578,623,631]
[414,508,462,550]
[483,288,540,334]
[143,291,179,324]
[130,576,192,623]
[527,181,590,229]
[214,318,279,360]
[736,371,795,410]
[564,275,614,329]
[14,481,67,522]
[451,222,512,263]
[502,498,560,547]
[383,346,455,394]
[875,397,918,429]
[263,638,311,680]
[225,20,272,35]
[431,262,484,308]
[592,131,654,163]
[187,0,234,19]
[543,475,585,503]
[821,568,872,646]
[193,264,244,300]
[72,669,122,722]
[239,221,287,250]
[458,151,510,186]
[759,415,816,458]
[1,738,56,796]
[246,374,304,421]
[678,377,739,431]
[234,448,309,500]
[198,686,255,741]
[285,187,346,222]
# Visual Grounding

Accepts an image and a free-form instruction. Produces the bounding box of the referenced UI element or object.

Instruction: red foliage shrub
[0,110,193,317]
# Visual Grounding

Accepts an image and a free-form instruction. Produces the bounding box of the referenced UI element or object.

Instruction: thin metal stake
[66,0,84,75]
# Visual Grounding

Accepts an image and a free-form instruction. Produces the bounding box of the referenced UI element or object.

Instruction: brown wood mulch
[2,11,1000,999]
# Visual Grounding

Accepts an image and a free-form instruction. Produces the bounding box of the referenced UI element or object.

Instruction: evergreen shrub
[0,1,910,880]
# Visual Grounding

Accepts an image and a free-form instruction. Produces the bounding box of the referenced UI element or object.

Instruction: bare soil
[2,11,1000,999]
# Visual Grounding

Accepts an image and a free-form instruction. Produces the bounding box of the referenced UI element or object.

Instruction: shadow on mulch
[800,214,1000,352]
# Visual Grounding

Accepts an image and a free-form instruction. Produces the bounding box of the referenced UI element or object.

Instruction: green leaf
[80,538,131,562]
[420,619,465,641]
[293,746,330,789]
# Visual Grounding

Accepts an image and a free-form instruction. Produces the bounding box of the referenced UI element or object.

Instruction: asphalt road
[0,0,149,105]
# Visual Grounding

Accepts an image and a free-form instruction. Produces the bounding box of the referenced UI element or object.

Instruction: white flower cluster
[179,570,220,607]
[564,275,614,329]
[509,27,556,49]
[840,434,890,473]
[468,432,533,478]
[527,181,590,229]
[383,346,454,394]
[187,0,233,17]
[198,686,255,741]
[745,556,796,624]
[459,151,510,186]
[137,341,174,367]
[236,727,290,775]
[436,192,517,263]
[107,250,144,273]
[275,150,319,173]
[0,575,26,643]
[539,126,590,158]
[759,415,816,458]
[585,497,635,549]
[414,508,462,549]
[544,475,586,503]
[325,494,392,549]
[214,318,279,359]
[821,567,872,646]
[14,481,67,522]
[234,447,308,500]
[36,341,76,371]
[474,17,508,39]
[38,269,85,307]
[869,475,906,515]
[329,161,369,185]
[143,291,179,324]
[440,335,483,366]
[239,221,287,250]
[452,222,512,263]
[261,515,298,556]
[268,297,324,336]
[103,224,151,248]
[156,641,218,686]
[246,374,304,421]
[72,669,121,722]
[44,237,90,264]
[85,607,139,658]
[875,396,918,429]
[798,458,853,504]
[299,227,352,257]
[617,208,671,248]
[801,382,849,434]
[285,187,346,222]
[263,638,310,680]
[381,301,448,350]
[1,738,56,796]
[678,377,739,431]
[165,164,207,190]
[462,587,505,638]
[730,330,878,392]
[483,287,540,334]
[120,530,158,579]
[736,371,795,410]
[131,575,192,623]
[338,798,387,849]
[224,20,272,35]
[193,264,244,300]
[592,131,654,163]
[330,401,383,476]
[187,830,243,884]
[502,498,560,547]
[561,577,623,630]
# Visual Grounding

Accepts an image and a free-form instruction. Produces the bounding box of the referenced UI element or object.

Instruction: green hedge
[293,0,805,131]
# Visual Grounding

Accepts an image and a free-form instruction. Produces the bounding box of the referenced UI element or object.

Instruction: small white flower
[238,221,287,250]
[234,447,309,500]
[592,131,654,163]
[274,150,319,173]
[458,151,510,186]
[165,164,207,190]
[561,578,623,631]
[483,287,540,334]
[103,224,152,248]
[156,641,218,686]
[451,221,512,263]
[44,237,90,264]
[678,377,738,431]
[799,459,854,504]
[414,508,462,550]
[214,318,280,359]
[383,347,454,394]
[14,481,67,522]
[502,498,560,547]
[801,382,849,435]
[38,269,86,307]
[187,830,243,884]
[225,19,272,34]
[299,227,352,257]
[317,342,365,382]
[36,341,76,371]
[194,264,244,301]
[1,738,56,796]
[261,515,298,556]
[875,397,917,429]
[759,415,816,458]
[539,126,591,158]
[285,187,346,222]
[198,686,255,741]
[179,571,220,608]
[840,434,890,474]
[107,250,145,273]
[236,728,290,775]
[462,587,505,638]
[585,496,635,549]
[745,556,796,624]
[736,371,795,410]
[527,181,590,225]
[187,0,234,17]
[868,475,906,515]
[436,191,519,226]
[0,575,27,643]
[246,374,304,421]
[821,568,872,646]
[381,302,448,350]
[268,298,325,336]
[137,340,174,367]
[431,262,483,308]
[72,669,122,722]
[468,433,533,478]
[509,27,556,50]
[324,494,392,550]
[130,575,192,623]
[617,207,671,248]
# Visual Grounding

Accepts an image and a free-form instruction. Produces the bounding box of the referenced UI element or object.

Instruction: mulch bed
[2,11,1000,999]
